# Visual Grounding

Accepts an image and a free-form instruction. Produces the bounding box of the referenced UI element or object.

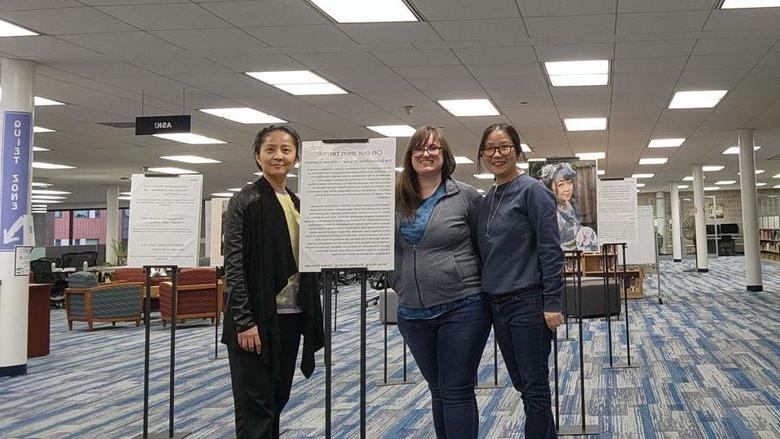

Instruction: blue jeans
[397,299,492,439]
[489,291,557,438]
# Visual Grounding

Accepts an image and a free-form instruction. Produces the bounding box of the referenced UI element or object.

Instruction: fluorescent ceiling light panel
[455,156,474,164]
[564,117,607,131]
[632,173,654,179]
[33,126,55,133]
[34,96,65,106]
[211,193,234,198]
[367,125,415,137]
[756,169,765,174]
[32,146,50,152]
[438,99,499,117]
[395,167,404,172]
[120,192,131,196]
[774,185,780,188]
[118,196,132,201]
[678,185,689,189]
[597,170,605,175]
[517,163,529,170]
[33,200,62,204]
[721,0,780,8]
[309,0,417,23]
[576,152,606,160]
[0,19,38,37]
[772,173,780,179]
[639,158,668,165]
[246,70,347,96]
[31,204,48,208]
[32,162,74,169]
[702,165,725,172]
[528,158,547,162]
[159,155,221,164]
[32,182,53,187]
[704,186,720,191]
[636,183,646,188]
[722,145,762,154]
[30,195,66,200]
[669,90,727,109]
[520,143,532,152]
[544,60,609,87]
[474,173,495,180]
[756,182,767,187]
[228,188,242,192]
[683,176,694,181]
[200,107,285,124]
[153,133,225,144]
[715,180,736,185]
[648,138,685,148]
[31,189,70,195]
[147,167,198,175]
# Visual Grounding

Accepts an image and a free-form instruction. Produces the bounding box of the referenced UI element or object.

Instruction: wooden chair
[159,268,223,327]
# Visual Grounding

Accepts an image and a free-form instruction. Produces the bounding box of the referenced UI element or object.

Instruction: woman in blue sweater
[476,123,564,438]
[392,126,490,438]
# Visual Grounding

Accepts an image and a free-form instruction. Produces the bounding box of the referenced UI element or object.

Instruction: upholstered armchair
[65,271,143,331]
[159,267,223,327]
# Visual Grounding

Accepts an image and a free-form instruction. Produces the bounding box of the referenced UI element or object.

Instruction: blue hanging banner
[0,111,32,252]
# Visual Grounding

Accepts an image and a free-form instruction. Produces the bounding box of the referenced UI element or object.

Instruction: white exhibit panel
[597,178,639,245]
[127,174,203,268]
[207,197,230,267]
[620,205,657,266]
[298,138,396,272]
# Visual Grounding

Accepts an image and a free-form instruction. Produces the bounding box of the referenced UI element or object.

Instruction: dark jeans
[489,291,557,438]
[227,313,304,439]
[397,299,492,439]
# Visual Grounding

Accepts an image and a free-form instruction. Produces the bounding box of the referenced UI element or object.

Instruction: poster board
[206,197,230,267]
[529,158,599,251]
[127,174,203,267]
[597,178,638,245]
[298,138,395,272]
[620,205,656,265]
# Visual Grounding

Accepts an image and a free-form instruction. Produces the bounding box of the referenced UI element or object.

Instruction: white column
[0,58,35,376]
[692,166,708,272]
[655,192,667,254]
[738,129,763,291]
[105,186,119,265]
[670,183,683,261]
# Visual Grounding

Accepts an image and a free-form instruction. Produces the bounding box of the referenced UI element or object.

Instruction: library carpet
[0,256,779,438]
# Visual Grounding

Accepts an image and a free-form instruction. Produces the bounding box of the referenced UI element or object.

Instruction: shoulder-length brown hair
[397,126,457,217]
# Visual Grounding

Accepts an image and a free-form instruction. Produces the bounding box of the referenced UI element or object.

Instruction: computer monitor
[718,223,739,234]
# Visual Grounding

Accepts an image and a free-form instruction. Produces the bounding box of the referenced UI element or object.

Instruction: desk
[28,283,52,358]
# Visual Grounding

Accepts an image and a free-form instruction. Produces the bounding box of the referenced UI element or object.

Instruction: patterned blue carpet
[1,256,779,438]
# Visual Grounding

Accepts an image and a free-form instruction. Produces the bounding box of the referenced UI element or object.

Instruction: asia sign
[0,112,32,252]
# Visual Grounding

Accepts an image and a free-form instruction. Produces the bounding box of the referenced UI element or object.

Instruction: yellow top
[275,192,302,313]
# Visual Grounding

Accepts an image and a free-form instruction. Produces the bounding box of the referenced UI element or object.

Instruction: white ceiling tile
[413,0,520,20]
[150,28,267,51]
[0,7,135,34]
[201,0,328,27]
[46,60,152,78]
[613,57,688,74]
[96,4,229,30]
[525,15,615,38]
[394,64,472,80]
[431,19,528,42]
[618,0,715,12]
[372,49,460,66]
[0,0,81,10]
[516,0,615,16]
[291,51,383,69]
[704,10,780,31]
[677,69,746,90]
[686,53,763,70]
[127,57,232,76]
[0,36,100,61]
[338,23,441,44]
[693,37,777,55]
[617,11,710,34]
[467,63,543,79]
[615,39,696,59]
[246,25,355,47]
[208,54,305,72]
[453,46,537,65]
[60,32,182,57]
[535,43,613,61]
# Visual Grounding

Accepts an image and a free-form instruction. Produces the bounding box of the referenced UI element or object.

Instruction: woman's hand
[544,312,564,330]
[237,326,261,354]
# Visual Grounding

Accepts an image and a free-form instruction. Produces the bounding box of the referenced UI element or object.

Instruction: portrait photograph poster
[528,158,599,252]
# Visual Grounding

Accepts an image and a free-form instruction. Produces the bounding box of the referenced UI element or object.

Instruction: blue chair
[65,272,142,331]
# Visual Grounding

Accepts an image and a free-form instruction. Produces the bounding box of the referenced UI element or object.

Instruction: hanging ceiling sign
[135,115,191,135]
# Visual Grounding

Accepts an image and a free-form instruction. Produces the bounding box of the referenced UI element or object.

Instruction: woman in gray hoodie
[392,126,490,439]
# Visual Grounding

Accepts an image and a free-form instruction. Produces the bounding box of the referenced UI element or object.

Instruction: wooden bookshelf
[760,228,780,261]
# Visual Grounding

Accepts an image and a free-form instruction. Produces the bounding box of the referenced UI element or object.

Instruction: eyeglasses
[412,145,443,157]
[482,143,514,157]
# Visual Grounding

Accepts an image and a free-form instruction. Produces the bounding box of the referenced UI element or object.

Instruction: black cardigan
[221,177,324,379]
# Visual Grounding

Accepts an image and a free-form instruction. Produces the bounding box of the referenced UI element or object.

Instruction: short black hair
[253,125,302,171]
[477,123,525,161]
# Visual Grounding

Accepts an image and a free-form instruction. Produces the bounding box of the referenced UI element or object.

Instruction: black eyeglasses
[482,143,514,157]
[413,145,443,157]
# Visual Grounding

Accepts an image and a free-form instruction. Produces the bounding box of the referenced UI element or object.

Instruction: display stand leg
[476,334,502,389]
[378,278,415,387]
[333,276,338,332]
[322,270,333,439]
[602,246,614,368]
[142,267,151,438]
[559,271,575,342]
[359,270,367,439]
[207,267,223,361]
[558,253,599,436]
[553,330,559,431]
[605,245,641,369]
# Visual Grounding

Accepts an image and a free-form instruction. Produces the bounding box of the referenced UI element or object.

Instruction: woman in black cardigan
[221,125,324,439]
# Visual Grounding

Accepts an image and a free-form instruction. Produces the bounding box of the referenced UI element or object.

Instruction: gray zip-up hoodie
[391,178,483,309]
